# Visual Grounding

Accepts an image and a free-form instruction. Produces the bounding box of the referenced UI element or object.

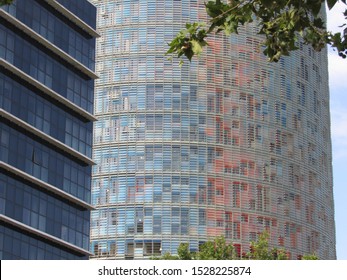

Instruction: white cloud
[327,2,347,90]
[327,2,347,33]
[328,51,347,90]
[327,4,347,160]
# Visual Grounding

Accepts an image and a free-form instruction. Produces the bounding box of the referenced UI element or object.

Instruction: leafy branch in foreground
[166,0,347,62]
[0,0,13,6]
[166,22,209,65]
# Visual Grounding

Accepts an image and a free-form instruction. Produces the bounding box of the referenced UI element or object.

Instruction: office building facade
[90,0,336,259]
[0,0,97,259]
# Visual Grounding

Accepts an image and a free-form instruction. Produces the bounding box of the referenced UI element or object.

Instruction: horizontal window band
[0,9,98,80]
[0,214,92,257]
[0,59,97,122]
[0,161,95,211]
[0,109,95,166]
[43,0,99,38]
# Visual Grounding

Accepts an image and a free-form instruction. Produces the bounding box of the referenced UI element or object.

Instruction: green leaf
[205,1,224,18]
[168,0,347,63]
[327,0,338,10]
[0,0,13,5]
[307,0,323,17]
[260,0,274,9]
[313,18,325,29]
[191,40,203,55]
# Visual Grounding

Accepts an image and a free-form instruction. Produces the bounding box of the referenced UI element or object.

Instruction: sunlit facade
[90,0,336,259]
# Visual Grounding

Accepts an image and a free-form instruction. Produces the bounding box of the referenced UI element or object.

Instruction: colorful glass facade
[0,0,97,259]
[90,0,336,259]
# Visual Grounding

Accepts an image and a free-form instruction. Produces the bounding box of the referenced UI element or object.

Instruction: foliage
[246,231,288,260]
[151,244,193,260]
[155,236,235,260]
[166,0,347,62]
[155,232,286,260]
[154,231,319,260]
[0,0,13,6]
[167,22,209,65]
[151,252,180,260]
[198,236,236,260]
[301,254,319,260]
[177,243,195,260]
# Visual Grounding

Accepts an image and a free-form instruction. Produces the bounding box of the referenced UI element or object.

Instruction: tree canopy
[245,231,288,260]
[154,232,318,260]
[167,0,347,62]
[0,0,13,6]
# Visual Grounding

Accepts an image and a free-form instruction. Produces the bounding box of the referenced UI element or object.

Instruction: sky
[326,3,347,260]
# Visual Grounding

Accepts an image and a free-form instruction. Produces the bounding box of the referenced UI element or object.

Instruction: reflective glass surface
[0,224,88,260]
[0,72,92,157]
[0,22,94,113]
[2,0,96,70]
[0,122,91,202]
[90,0,335,260]
[1,0,96,259]
[0,170,90,250]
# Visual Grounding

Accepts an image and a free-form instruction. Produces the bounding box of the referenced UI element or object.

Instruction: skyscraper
[90,0,336,259]
[0,0,97,259]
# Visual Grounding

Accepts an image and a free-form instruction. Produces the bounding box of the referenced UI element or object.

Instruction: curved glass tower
[90,0,336,259]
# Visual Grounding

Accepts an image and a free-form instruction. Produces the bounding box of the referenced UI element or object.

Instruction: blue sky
[327,3,347,260]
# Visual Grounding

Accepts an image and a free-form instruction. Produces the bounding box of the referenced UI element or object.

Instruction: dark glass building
[0,0,98,259]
